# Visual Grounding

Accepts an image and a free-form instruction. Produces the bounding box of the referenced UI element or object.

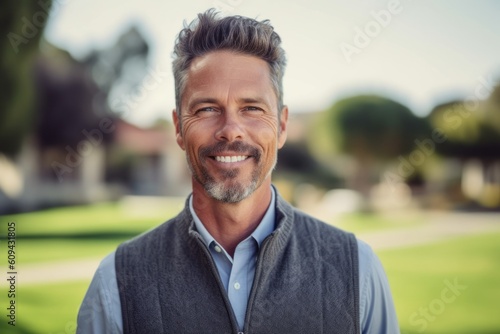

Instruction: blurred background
[0,0,499,333]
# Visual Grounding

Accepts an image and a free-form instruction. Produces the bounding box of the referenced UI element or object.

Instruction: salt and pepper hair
[172,9,287,116]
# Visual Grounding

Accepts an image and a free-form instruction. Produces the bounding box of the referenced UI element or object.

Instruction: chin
[205,179,259,203]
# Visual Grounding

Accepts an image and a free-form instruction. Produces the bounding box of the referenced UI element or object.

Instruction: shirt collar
[189,187,276,249]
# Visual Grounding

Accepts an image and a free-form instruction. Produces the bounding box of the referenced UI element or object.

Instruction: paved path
[359,211,500,250]
[3,212,499,286]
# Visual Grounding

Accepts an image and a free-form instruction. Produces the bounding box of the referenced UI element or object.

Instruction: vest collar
[181,185,295,255]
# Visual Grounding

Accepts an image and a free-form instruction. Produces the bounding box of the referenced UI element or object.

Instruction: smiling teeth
[215,156,248,163]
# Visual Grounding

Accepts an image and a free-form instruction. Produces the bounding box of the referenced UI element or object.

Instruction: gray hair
[172,9,287,116]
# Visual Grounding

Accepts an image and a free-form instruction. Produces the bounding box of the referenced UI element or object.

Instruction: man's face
[173,50,288,203]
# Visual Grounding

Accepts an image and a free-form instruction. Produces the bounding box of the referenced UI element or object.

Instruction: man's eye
[243,106,262,112]
[197,107,216,113]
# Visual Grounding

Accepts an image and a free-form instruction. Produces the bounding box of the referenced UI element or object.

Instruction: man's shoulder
[276,192,348,229]
[275,202,359,260]
[118,209,188,254]
[290,205,356,239]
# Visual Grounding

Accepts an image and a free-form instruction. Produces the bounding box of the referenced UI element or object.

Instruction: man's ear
[172,109,185,150]
[278,105,289,149]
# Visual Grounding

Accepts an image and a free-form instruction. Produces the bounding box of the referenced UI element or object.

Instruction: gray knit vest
[115,192,359,334]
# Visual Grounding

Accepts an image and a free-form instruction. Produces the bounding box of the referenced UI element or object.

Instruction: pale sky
[44,0,500,126]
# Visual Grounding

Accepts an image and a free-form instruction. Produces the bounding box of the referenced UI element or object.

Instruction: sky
[44,0,500,127]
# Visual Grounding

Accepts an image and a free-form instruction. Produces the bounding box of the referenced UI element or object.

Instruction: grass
[0,281,87,334]
[0,200,183,264]
[1,203,499,333]
[379,232,500,333]
[0,201,182,238]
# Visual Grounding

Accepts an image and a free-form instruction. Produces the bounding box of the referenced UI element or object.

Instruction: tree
[276,141,341,189]
[427,89,500,207]
[330,95,424,159]
[0,0,52,156]
[34,26,150,150]
[428,95,500,160]
[318,95,427,196]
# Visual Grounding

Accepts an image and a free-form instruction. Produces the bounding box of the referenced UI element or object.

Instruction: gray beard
[205,175,258,203]
[186,148,276,203]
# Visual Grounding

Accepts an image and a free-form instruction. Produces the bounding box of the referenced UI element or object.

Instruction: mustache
[199,141,261,160]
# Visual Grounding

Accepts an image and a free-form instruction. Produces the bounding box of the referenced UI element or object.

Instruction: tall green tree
[427,88,500,207]
[317,95,426,195]
[0,0,52,156]
[428,96,500,160]
[329,95,424,160]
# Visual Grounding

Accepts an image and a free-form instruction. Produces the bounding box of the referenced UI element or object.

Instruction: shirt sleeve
[358,239,400,334]
[77,251,123,334]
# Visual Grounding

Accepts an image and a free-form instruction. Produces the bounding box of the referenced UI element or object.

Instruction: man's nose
[215,111,245,142]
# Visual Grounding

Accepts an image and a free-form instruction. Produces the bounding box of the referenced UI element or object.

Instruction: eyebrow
[238,97,268,105]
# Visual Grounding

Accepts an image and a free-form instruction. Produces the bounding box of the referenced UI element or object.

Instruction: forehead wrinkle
[221,70,277,110]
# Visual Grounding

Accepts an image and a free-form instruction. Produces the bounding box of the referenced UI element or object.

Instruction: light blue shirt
[189,188,277,331]
[77,188,399,333]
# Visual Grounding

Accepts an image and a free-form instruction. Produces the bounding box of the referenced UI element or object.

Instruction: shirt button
[234,282,241,290]
[214,245,222,253]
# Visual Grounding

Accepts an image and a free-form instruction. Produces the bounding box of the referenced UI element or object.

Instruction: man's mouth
[201,141,260,165]
[214,155,249,163]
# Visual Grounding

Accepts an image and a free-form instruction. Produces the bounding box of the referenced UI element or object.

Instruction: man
[77,9,399,334]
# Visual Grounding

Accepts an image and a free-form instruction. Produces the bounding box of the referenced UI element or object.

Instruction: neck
[192,179,272,257]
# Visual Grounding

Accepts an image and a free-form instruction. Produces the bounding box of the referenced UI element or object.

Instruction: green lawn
[380,232,500,333]
[0,201,182,264]
[0,281,87,334]
[1,203,499,333]
[0,201,182,237]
